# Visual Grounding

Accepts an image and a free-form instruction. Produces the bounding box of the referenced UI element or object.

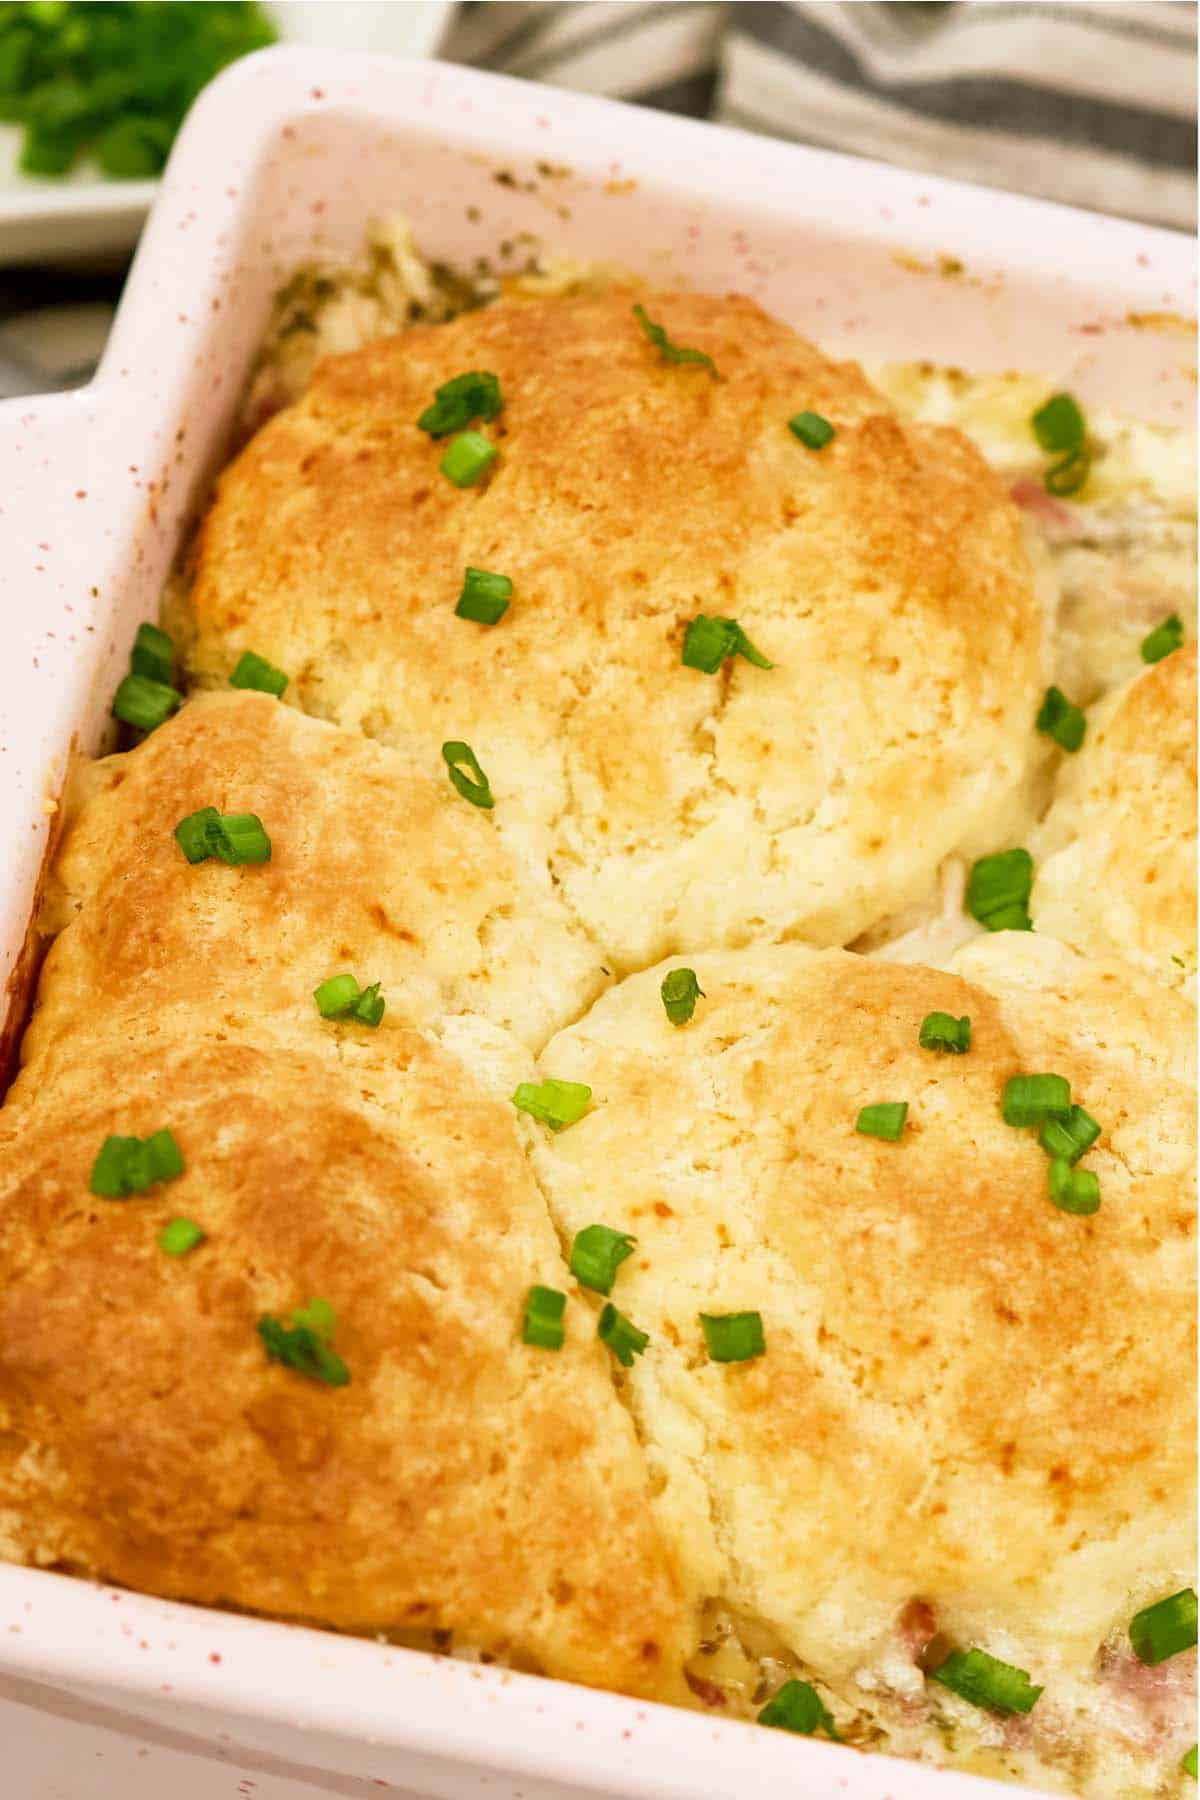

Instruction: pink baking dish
[0,46,1193,1800]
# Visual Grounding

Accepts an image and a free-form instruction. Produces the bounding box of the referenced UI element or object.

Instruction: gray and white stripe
[441,1,1197,228]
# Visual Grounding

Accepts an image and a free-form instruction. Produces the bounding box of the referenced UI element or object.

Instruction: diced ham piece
[685,1669,728,1707]
[1010,477,1087,542]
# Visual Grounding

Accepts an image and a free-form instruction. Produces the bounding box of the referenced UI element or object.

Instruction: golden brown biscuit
[182,291,1045,970]
[526,936,1195,1793]
[32,689,605,1063]
[1032,643,1197,989]
[0,1024,692,1698]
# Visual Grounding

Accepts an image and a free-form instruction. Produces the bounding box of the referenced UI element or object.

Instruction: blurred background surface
[0,0,1195,398]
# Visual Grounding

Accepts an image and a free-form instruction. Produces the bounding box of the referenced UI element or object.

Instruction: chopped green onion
[1032,393,1085,454]
[130,622,175,686]
[1048,1158,1101,1216]
[1183,1746,1198,1779]
[700,1311,765,1364]
[258,1299,349,1387]
[512,1078,592,1132]
[965,848,1033,932]
[353,981,385,1027]
[230,649,289,697]
[632,303,717,375]
[1129,1589,1198,1665]
[570,1224,637,1296]
[931,1648,1042,1716]
[313,973,385,1027]
[212,812,272,865]
[661,968,704,1026]
[159,1216,205,1257]
[788,411,835,450]
[173,806,221,863]
[417,370,503,438]
[441,740,494,809]
[681,614,773,675]
[90,1128,184,1198]
[1044,449,1090,497]
[757,1679,841,1739]
[1141,613,1185,664]
[856,1101,908,1142]
[314,973,361,1018]
[456,567,513,625]
[439,430,497,488]
[112,673,182,733]
[1002,1074,1071,1128]
[1036,686,1086,753]
[919,1012,971,1054]
[522,1284,567,1350]
[1039,1105,1101,1165]
[598,1302,649,1367]
[174,808,271,866]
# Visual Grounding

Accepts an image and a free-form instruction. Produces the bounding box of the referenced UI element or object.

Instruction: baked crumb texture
[0,275,1194,1798]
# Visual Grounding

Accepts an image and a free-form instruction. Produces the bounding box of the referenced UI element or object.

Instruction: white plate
[0,1,452,264]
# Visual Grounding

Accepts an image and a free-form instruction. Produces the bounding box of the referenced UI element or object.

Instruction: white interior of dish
[0,45,1192,1800]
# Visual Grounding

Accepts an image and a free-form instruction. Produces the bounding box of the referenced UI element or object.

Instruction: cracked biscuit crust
[527,935,1195,1780]
[0,1025,692,1699]
[33,689,606,1061]
[184,290,1044,970]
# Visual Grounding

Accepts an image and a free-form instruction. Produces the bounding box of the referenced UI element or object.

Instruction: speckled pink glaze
[0,45,1193,1800]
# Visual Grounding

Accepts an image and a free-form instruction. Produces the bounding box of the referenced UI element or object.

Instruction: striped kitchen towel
[441,1,1197,229]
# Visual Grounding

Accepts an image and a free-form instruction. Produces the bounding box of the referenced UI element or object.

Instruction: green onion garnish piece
[258,1298,349,1387]
[856,1101,908,1142]
[441,740,494,809]
[130,622,175,686]
[90,1129,184,1199]
[159,1216,205,1257]
[788,411,835,450]
[439,430,497,488]
[1141,613,1185,664]
[230,649,289,697]
[632,302,717,375]
[312,974,385,1027]
[757,1679,841,1738]
[173,806,221,863]
[112,673,182,733]
[522,1284,567,1350]
[353,981,386,1027]
[1183,1746,1198,1779]
[512,1078,592,1132]
[931,1648,1042,1716]
[1031,393,1085,455]
[292,1296,336,1338]
[212,812,272,865]
[455,567,513,625]
[1038,1104,1101,1165]
[965,848,1034,932]
[1129,1589,1198,1665]
[1002,1073,1071,1128]
[1047,1158,1100,1216]
[660,968,705,1026]
[570,1224,636,1296]
[314,973,361,1018]
[174,808,271,866]
[681,614,773,675]
[700,1311,765,1364]
[919,1012,971,1054]
[598,1302,649,1367]
[1036,685,1086,753]
[417,370,503,438]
